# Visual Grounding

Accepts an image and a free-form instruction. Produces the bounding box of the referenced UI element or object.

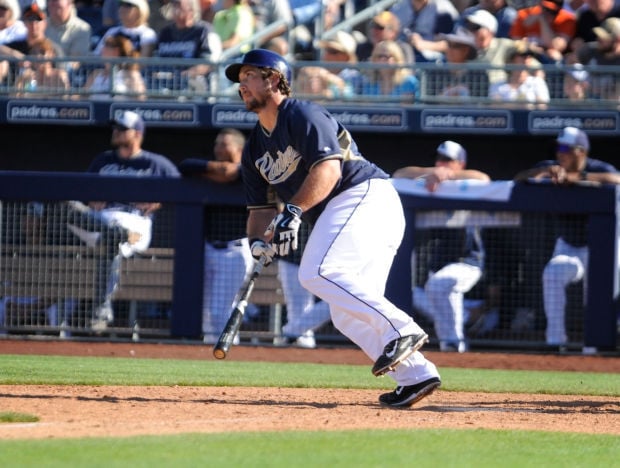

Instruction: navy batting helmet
[225,49,292,85]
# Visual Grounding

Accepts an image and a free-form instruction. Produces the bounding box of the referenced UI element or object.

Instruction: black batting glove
[265,203,302,257]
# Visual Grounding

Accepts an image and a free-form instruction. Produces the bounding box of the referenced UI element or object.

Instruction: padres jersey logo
[255,146,302,184]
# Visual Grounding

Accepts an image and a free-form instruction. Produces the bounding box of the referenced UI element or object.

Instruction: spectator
[70,110,180,330]
[155,0,222,93]
[562,63,589,100]
[393,140,490,352]
[571,0,620,54]
[424,26,489,100]
[576,16,620,100]
[14,36,69,96]
[0,2,64,83]
[489,48,550,108]
[509,0,576,64]
[83,33,146,99]
[0,0,26,45]
[249,0,292,46]
[466,8,517,84]
[45,0,92,63]
[391,0,459,62]
[513,127,620,350]
[356,10,414,64]
[360,39,420,103]
[213,0,254,54]
[94,0,157,56]
[2,2,64,55]
[295,30,361,99]
[177,128,254,345]
[459,0,517,39]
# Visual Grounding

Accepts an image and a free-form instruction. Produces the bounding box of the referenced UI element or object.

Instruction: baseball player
[514,127,620,348]
[225,49,440,407]
[178,128,254,345]
[68,111,180,330]
[393,141,491,353]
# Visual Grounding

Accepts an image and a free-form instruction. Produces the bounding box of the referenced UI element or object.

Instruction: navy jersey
[88,149,180,178]
[157,21,218,59]
[241,98,388,224]
[534,157,618,247]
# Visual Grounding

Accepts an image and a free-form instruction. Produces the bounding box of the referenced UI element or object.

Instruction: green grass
[0,353,617,466]
[0,354,618,396]
[0,429,618,467]
[0,411,39,423]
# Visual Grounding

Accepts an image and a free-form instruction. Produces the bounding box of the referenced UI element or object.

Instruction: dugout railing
[0,172,618,353]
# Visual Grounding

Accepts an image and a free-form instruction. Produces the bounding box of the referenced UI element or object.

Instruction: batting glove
[265,203,303,257]
[249,239,276,266]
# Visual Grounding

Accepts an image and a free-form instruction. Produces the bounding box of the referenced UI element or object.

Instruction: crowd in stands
[0,0,618,103]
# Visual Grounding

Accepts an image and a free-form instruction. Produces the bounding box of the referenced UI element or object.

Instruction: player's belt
[209,239,244,249]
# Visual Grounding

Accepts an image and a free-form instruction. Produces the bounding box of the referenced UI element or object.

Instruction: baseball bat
[213,255,268,359]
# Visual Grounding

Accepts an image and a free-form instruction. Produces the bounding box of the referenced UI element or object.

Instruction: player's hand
[249,239,276,266]
[264,203,303,256]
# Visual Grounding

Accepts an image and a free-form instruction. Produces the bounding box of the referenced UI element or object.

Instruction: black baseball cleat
[379,377,441,408]
[371,332,428,376]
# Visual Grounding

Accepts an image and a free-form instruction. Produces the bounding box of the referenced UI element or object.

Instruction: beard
[243,85,273,112]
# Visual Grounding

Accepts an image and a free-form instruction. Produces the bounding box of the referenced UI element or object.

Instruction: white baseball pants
[298,178,440,386]
[542,237,588,345]
[425,262,482,348]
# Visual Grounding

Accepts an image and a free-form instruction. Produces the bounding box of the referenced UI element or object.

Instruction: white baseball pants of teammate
[278,259,331,338]
[202,238,254,342]
[298,178,440,386]
[542,237,589,345]
[425,262,482,352]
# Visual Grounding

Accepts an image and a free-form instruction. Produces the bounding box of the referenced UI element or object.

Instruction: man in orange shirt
[509,0,576,63]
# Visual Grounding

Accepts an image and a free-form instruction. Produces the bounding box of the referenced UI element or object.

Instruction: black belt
[209,239,244,249]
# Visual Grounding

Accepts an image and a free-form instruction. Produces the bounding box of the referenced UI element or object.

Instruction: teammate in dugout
[514,127,620,349]
[224,49,441,408]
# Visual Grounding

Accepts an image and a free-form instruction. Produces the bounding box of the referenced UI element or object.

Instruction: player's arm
[248,207,278,242]
[288,158,342,212]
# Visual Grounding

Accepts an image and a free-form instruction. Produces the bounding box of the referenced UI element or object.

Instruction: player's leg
[299,179,432,377]
[425,262,482,352]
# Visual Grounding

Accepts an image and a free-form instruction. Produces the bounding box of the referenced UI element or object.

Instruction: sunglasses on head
[465,21,482,32]
[324,47,343,55]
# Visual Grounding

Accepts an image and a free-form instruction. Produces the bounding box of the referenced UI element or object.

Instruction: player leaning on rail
[223,49,441,408]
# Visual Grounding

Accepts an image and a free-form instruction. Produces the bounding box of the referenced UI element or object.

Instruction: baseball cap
[441,27,477,59]
[371,11,400,31]
[466,9,498,35]
[436,140,467,163]
[22,1,45,21]
[112,110,145,132]
[318,31,357,60]
[556,127,589,151]
[593,17,620,41]
[119,0,150,17]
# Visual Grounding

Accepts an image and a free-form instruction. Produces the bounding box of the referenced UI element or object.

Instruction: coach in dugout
[514,126,620,350]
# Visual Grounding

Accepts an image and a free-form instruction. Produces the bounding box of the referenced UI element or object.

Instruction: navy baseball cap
[112,110,145,132]
[556,127,589,151]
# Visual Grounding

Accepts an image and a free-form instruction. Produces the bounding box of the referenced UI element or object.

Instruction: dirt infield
[0,340,618,439]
